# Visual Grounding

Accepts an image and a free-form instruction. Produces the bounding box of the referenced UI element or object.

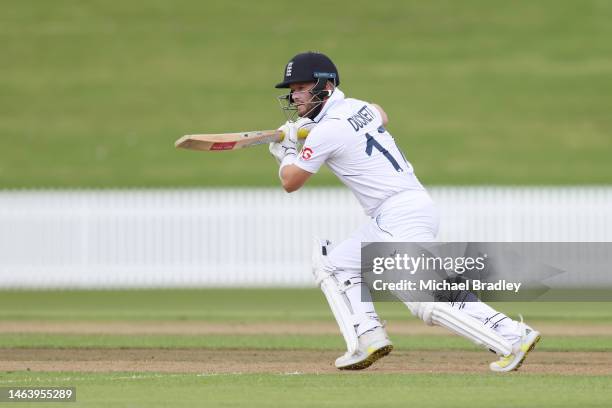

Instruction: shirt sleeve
[367,102,384,128]
[294,123,344,174]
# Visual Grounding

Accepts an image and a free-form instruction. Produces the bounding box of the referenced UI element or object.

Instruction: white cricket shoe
[335,327,393,370]
[489,319,541,372]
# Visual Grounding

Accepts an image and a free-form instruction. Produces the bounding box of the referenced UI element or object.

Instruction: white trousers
[328,190,520,343]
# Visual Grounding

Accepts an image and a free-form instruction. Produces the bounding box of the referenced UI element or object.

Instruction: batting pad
[431,302,513,356]
[320,276,360,354]
[312,237,359,354]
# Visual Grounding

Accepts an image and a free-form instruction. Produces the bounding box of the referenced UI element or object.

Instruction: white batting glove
[280,120,300,150]
[269,121,298,165]
[294,117,316,149]
[269,142,293,165]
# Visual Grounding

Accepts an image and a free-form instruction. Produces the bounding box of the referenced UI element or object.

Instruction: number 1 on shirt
[364,133,403,172]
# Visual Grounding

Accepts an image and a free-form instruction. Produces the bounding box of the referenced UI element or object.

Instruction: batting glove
[294,117,316,133]
[269,121,299,165]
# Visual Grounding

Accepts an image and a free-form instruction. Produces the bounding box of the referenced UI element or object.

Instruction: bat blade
[175,129,309,152]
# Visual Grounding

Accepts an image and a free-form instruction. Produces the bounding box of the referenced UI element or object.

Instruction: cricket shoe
[335,327,393,370]
[489,317,541,372]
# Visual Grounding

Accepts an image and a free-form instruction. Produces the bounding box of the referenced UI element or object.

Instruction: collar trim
[313,88,345,123]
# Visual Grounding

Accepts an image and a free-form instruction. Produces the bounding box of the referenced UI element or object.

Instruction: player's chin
[296,104,311,117]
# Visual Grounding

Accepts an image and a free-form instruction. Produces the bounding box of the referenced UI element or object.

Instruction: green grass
[1,0,611,187]
[1,372,611,408]
[1,289,611,351]
[1,289,611,322]
[0,333,610,352]
[0,289,611,407]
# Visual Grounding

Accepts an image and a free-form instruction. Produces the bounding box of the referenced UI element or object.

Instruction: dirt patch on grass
[1,321,610,337]
[0,348,610,375]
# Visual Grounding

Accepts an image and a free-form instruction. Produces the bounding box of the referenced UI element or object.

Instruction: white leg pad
[320,276,360,354]
[312,237,359,354]
[410,302,512,356]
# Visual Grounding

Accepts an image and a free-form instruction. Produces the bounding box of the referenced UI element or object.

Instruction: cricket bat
[175,128,310,152]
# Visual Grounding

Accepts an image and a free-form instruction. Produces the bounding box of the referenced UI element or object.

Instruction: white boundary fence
[0,187,611,288]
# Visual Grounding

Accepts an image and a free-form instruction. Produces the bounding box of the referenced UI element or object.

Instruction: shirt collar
[313,87,345,122]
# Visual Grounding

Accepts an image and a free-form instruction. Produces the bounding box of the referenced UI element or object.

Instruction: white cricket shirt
[295,88,426,216]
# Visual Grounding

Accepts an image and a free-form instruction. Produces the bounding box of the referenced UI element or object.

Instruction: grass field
[2,1,612,406]
[2,0,612,187]
[0,289,611,407]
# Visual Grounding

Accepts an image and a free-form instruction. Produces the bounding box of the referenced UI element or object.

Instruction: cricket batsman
[269,51,541,372]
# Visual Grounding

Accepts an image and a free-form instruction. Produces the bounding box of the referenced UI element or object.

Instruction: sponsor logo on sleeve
[301,147,313,160]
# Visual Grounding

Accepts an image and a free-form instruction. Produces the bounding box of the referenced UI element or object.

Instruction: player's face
[289,82,317,117]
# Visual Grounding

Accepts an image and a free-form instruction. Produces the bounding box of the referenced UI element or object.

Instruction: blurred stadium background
[1,1,611,407]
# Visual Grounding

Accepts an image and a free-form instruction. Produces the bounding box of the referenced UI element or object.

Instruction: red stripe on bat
[210,142,237,150]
